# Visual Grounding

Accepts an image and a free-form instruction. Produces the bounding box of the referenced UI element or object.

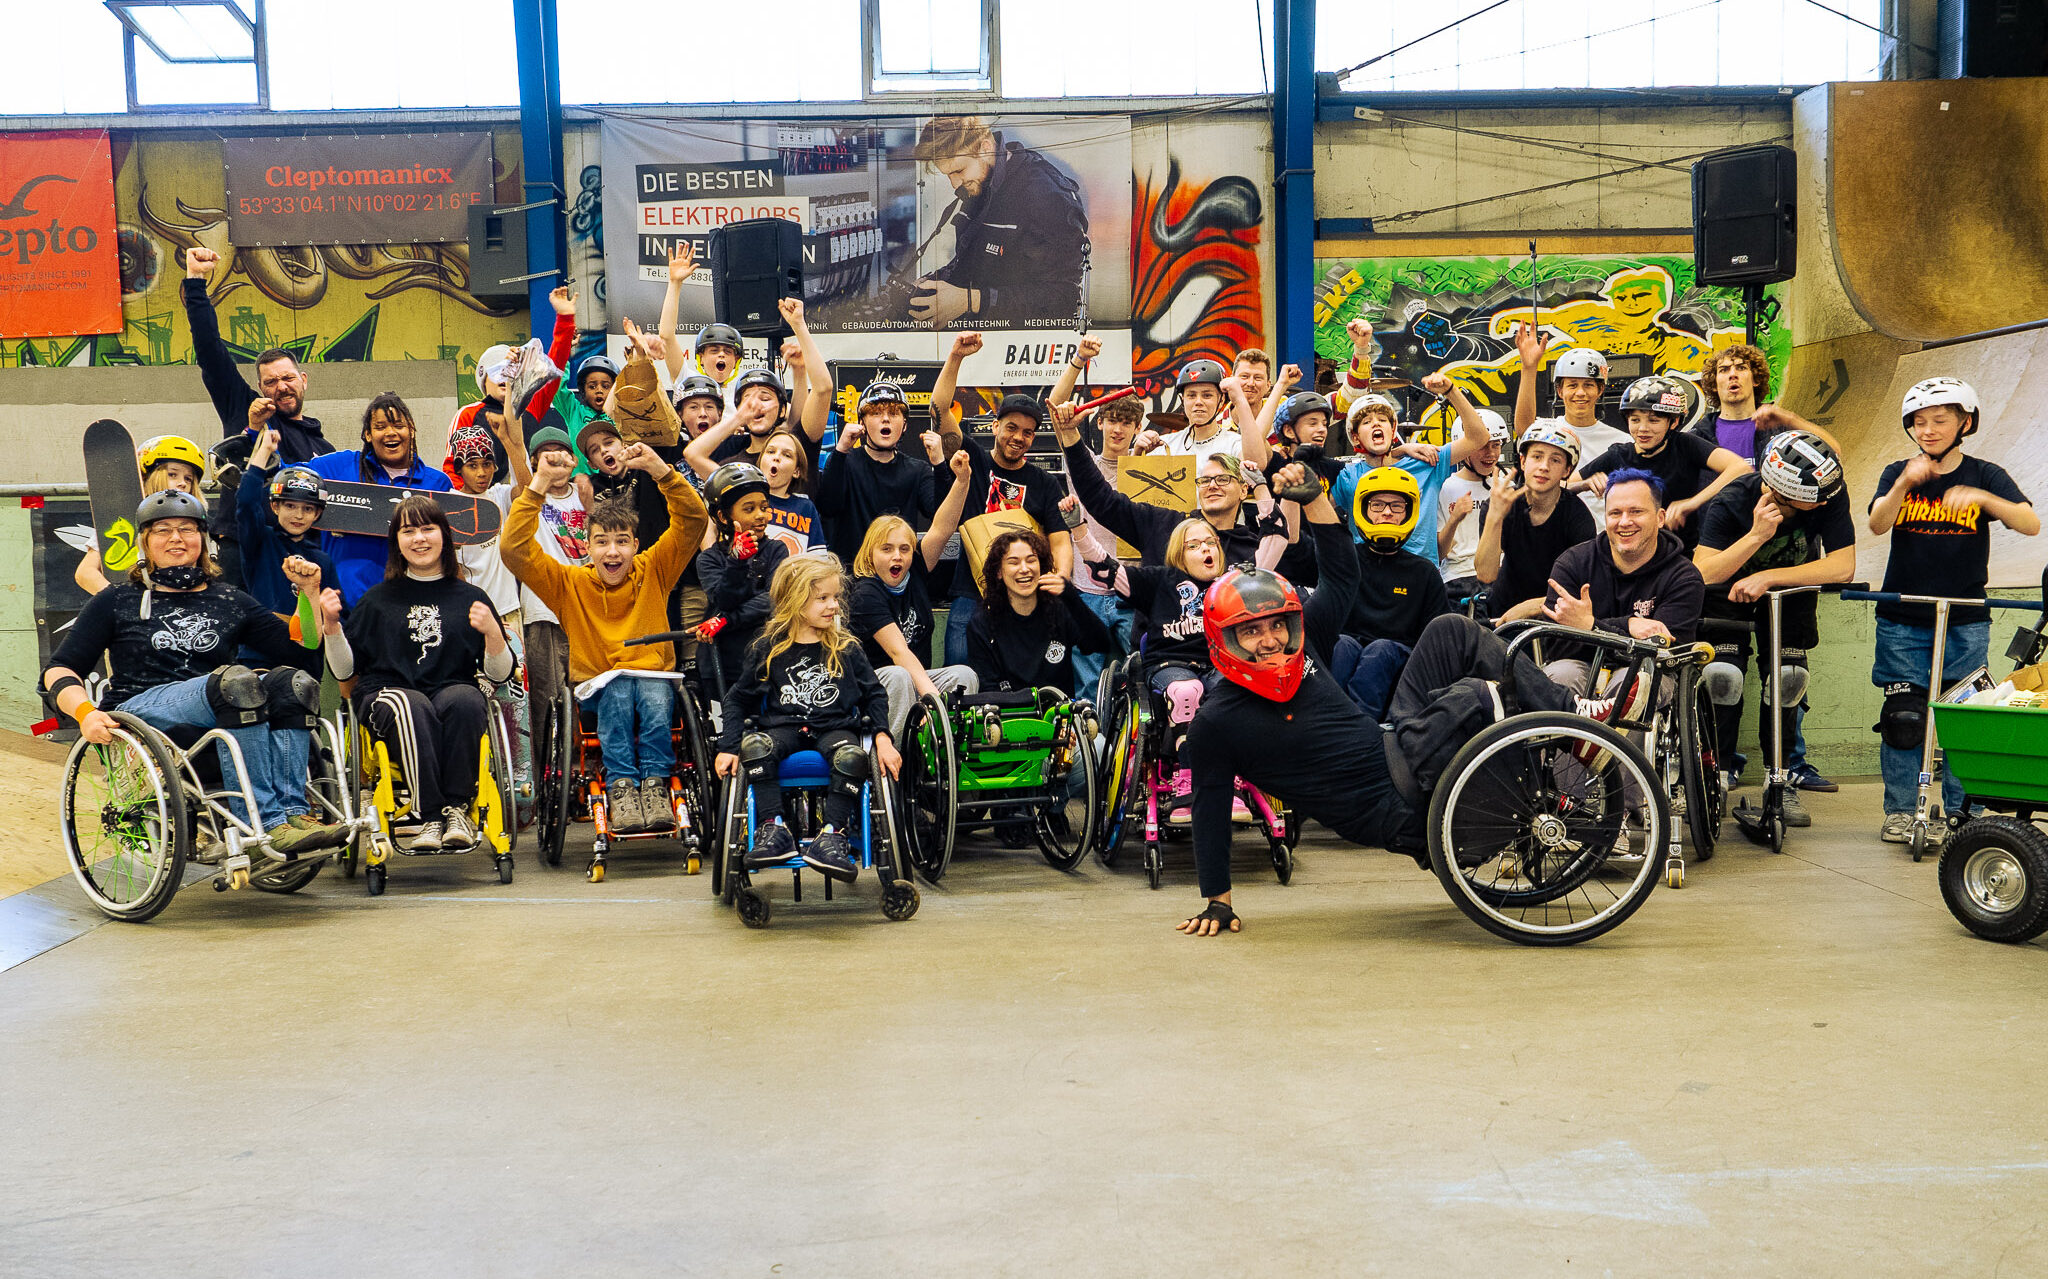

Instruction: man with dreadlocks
[302,392,453,606]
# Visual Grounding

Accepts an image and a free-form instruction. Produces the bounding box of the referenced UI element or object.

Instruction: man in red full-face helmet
[1184,463,1612,939]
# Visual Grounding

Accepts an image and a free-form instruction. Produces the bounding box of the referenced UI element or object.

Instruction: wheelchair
[894,686,1099,882]
[1091,653,1300,891]
[710,730,920,928]
[340,680,518,896]
[531,632,718,883]
[55,706,371,923]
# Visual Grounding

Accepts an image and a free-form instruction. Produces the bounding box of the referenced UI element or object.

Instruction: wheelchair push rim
[61,715,191,923]
[1034,716,1098,872]
[899,694,957,882]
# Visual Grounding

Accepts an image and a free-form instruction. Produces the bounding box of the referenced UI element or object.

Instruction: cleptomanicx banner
[223,133,495,248]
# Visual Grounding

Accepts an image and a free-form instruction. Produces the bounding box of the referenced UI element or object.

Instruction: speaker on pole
[1692,144,1797,287]
[709,217,804,337]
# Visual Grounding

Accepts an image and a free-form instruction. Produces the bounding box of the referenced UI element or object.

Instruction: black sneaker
[745,821,796,870]
[802,830,859,884]
[1788,764,1839,793]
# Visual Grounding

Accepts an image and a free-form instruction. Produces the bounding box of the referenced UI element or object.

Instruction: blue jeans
[593,675,675,782]
[1872,617,1989,815]
[1330,636,1412,723]
[119,675,310,829]
[944,593,979,667]
[1071,589,1132,693]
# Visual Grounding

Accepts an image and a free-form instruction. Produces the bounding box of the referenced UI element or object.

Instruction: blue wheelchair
[712,733,920,928]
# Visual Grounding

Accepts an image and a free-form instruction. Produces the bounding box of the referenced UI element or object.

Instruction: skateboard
[82,419,146,573]
[310,479,503,546]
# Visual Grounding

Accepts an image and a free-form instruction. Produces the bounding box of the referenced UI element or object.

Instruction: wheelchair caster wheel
[1665,860,1685,890]
[737,886,771,929]
[230,868,250,891]
[881,878,920,921]
[686,853,701,876]
[1269,838,1293,886]
[212,877,228,893]
[497,857,515,885]
[587,860,605,883]
[366,864,387,897]
[1145,841,1162,891]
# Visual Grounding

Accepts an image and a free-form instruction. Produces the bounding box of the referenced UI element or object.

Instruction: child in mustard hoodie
[502,441,709,832]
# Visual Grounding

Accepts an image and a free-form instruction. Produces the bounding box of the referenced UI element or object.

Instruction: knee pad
[205,664,266,728]
[261,667,321,729]
[738,731,776,769]
[1703,662,1745,706]
[1877,683,1928,751]
[1162,678,1204,726]
[1775,665,1810,707]
[829,742,869,791]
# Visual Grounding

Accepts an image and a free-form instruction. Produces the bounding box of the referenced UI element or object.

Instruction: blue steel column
[1271,0,1317,373]
[513,0,566,336]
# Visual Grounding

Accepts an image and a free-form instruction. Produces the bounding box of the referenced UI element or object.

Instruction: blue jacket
[236,464,339,616]
[302,449,452,604]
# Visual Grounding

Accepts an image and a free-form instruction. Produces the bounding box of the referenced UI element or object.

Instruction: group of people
[43,244,2042,928]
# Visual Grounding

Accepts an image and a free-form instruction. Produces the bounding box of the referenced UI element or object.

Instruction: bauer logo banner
[0,130,121,338]
[224,133,494,247]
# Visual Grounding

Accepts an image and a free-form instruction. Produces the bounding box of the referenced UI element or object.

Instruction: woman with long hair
[964,527,1115,694]
[321,496,514,851]
[715,554,896,883]
[301,391,456,605]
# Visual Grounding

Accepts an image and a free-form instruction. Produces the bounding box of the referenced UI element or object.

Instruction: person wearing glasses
[1332,467,1448,721]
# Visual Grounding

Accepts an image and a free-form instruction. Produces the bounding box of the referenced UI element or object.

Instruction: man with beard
[907,116,1089,329]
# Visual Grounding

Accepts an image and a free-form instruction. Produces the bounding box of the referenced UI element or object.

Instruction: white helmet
[1552,348,1609,383]
[1476,408,1511,444]
[475,343,515,392]
[1347,393,1402,435]
[1901,377,1979,435]
[1517,417,1582,472]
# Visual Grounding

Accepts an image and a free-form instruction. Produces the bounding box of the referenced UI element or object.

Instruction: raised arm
[684,402,759,480]
[658,242,694,382]
[180,247,257,435]
[931,332,978,439]
[1473,470,1519,585]
[1048,335,1101,408]
[1225,374,1271,474]
[1426,371,1490,466]
[921,450,973,570]
[778,299,832,445]
[1050,401,1168,552]
[499,452,577,611]
[629,448,711,590]
[1511,321,1543,436]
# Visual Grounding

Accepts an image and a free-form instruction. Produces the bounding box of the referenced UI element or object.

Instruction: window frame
[106,0,270,113]
[863,0,1000,99]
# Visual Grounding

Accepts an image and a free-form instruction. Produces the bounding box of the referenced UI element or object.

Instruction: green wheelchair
[894,686,1099,882]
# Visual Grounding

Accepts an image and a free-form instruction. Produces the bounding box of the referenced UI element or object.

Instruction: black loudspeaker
[1939,0,2048,78]
[1692,144,1797,287]
[710,217,804,336]
[467,203,528,304]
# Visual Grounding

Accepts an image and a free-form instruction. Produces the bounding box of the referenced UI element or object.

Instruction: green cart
[1932,700,2048,942]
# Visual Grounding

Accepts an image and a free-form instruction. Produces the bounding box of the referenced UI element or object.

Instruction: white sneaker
[408,819,444,851]
[441,807,476,849]
[1880,813,1913,844]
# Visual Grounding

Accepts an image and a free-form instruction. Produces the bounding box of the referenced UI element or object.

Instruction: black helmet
[672,374,724,409]
[573,354,618,390]
[1175,359,1227,392]
[1272,391,1332,438]
[267,466,325,507]
[857,380,908,415]
[703,462,771,515]
[695,323,743,353]
[1758,431,1846,505]
[732,365,789,407]
[135,488,210,531]
[1619,375,1691,421]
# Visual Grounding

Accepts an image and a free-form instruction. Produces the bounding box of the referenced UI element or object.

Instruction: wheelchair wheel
[537,689,574,868]
[1675,679,1722,862]
[717,775,746,906]
[899,694,958,882]
[1939,816,2048,943]
[1034,722,1098,872]
[1426,712,1667,946]
[485,701,520,857]
[252,859,325,894]
[1096,663,1149,868]
[61,713,192,923]
[675,685,718,861]
[737,885,771,928]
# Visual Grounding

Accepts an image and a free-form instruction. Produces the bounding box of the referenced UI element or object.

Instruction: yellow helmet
[137,434,207,481]
[1351,465,1421,553]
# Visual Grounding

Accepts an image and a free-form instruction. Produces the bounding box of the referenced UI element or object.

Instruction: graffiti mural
[1312,253,1788,442]
[2,134,527,403]
[1130,156,1265,392]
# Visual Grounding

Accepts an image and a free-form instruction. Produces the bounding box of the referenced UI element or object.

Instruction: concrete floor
[4,780,2047,1277]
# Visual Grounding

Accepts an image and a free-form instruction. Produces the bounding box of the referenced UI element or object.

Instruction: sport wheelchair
[55,707,371,922]
[710,731,919,928]
[893,686,1099,882]
[530,633,718,883]
[340,679,518,896]
[1091,654,1300,890]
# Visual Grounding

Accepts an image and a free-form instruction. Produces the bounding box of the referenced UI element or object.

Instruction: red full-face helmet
[1204,568,1306,702]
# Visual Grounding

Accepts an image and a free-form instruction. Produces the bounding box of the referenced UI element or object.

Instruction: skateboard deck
[82,419,146,573]
[311,480,503,545]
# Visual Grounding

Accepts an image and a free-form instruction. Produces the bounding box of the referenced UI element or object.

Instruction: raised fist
[186,246,219,280]
[732,530,759,560]
[950,332,984,359]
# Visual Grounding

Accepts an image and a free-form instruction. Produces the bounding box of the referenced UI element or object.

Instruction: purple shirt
[1715,416,1758,464]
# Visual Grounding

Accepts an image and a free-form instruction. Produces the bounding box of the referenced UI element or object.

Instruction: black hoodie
[1543,528,1706,647]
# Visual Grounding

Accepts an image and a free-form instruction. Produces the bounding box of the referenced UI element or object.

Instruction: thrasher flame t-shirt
[1871,455,2029,627]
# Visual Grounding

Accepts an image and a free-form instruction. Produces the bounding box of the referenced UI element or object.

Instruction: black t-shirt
[1346,546,1449,647]
[588,467,678,548]
[1583,431,1719,510]
[50,583,302,709]
[1697,472,1857,649]
[1872,455,2030,627]
[813,447,939,567]
[1488,494,1597,619]
[955,434,1065,597]
[965,589,1115,694]
[1123,566,1210,665]
[718,638,888,751]
[848,570,935,672]
[343,574,500,698]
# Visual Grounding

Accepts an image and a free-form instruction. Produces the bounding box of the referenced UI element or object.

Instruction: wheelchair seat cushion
[958,689,1044,711]
[778,750,831,787]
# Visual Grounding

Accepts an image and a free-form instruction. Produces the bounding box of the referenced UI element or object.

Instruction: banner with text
[600,115,1132,388]
[0,130,121,337]
[223,132,494,247]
